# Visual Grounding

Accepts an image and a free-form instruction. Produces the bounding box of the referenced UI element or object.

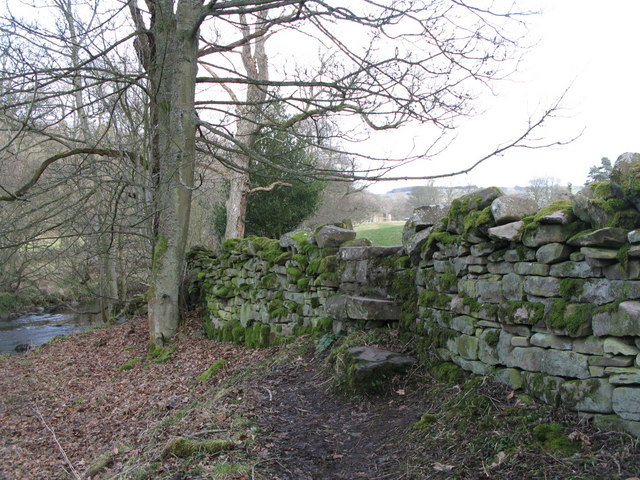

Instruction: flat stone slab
[325,295,401,321]
[335,346,417,393]
[568,228,629,248]
[315,225,357,248]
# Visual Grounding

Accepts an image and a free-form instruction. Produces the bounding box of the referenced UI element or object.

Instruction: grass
[354,221,404,246]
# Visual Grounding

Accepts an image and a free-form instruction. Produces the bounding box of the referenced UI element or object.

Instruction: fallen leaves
[0,315,273,479]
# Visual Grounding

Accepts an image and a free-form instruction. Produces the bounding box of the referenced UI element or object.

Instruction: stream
[0,309,106,354]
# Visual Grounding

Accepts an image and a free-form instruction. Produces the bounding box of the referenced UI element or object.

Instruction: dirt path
[252,353,421,480]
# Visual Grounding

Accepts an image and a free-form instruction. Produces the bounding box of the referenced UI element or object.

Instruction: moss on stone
[422,231,459,257]
[267,299,288,319]
[222,238,243,253]
[590,180,614,198]
[484,330,500,347]
[533,423,580,456]
[431,361,465,384]
[617,244,630,271]
[296,278,311,290]
[197,359,226,382]
[533,200,573,223]
[162,437,232,459]
[547,300,592,335]
[559,278,584,301]
[440,273,458,291]
[503,301,544,325]
[261,273,279,290]
[419,290,450,309]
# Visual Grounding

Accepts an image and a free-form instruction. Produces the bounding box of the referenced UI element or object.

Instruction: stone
[522,225,575,248]
[452,256,469,276]
[500,273,524,301]
[604,337,640,356]
[315,225,357,248]
[588,355,635,367]
[530,332,572,350]
[573,336,605,355]
[593,414,640,437]
[613,387,640,421]
[403,205,449,238]
[549,261,598,278]
[514,262,549,276]
[535,243,571,264]
[570,251,586,261]
[538,209,576,225]
[466,255,488,265]
[487,221,524,242]
[568,228,629,248]
[450,315,477,335]
[478,329,501,365]
[593,301,640,336]
[339,245,403,261]
[345,296,401,321]
[502,324,531,336]
[521,372,564,406]
[504,247,536,262]
[342,346,417,393]
[585,256,617,268]
[628,245,640,257]
[524,276,561,297]
[488,262,515,274]
[607,368,640,385]
[508,346,544,372]
[490,195,539,225]
[629,230,640,244]
[580,247,619,260]
[476,275,503,303]
[577,279,625,305]
[451,356,492,375]
[511,336,530,347]
[496,330,514,364]
[541,349,591,379]
[603,261,640,280]
[403,228,432,264]
[493,368,523,390]
[279,228,313,249]
[611,152,640,210]
[560,379,613,413]
[572,184,618,229]
[457,335,479,360]
[433,260,454,274]
[470,242,495,256]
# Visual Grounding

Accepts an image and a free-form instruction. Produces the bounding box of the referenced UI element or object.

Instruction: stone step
[325,295,401,321]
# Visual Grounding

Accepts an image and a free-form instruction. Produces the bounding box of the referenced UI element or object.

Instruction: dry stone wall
[187,226,404,346]
[408,153,640,437]
[189,152,640,436]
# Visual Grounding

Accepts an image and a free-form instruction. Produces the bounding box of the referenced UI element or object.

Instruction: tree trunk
[147,0,200,345]
[223,13,268,240]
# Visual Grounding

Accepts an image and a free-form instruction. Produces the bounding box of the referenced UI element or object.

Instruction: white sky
[367,0,640,193]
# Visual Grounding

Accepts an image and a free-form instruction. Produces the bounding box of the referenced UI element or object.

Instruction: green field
[354,221,405,246]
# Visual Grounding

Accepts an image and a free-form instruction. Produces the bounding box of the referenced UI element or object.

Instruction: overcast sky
[367,0,640,193]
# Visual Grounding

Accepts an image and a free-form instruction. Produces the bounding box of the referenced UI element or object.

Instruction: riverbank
[1,316,639,479]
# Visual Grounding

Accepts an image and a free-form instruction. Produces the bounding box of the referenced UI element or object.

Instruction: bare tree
[0,0,567,344]
[526,177,569,207]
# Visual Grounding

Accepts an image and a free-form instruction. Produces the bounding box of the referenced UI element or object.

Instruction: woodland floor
[1,316,640,480]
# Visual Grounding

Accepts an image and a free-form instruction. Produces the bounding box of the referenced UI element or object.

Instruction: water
[0,310,106,354]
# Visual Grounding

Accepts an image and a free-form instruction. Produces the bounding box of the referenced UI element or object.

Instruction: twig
[263,387,273,401]
[33,403,82,480]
